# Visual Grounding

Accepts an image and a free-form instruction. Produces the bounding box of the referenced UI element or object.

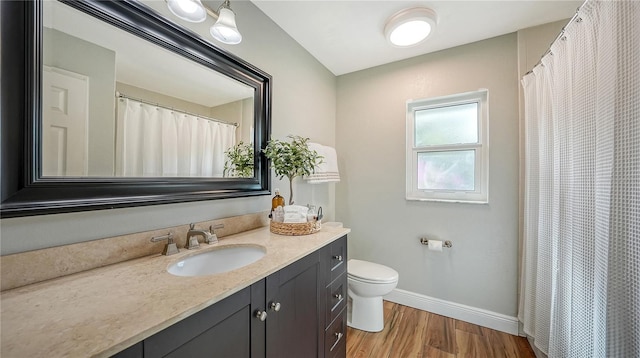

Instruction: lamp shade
[166,0,207,23]
[384,8,437,47]
[210,7,242,44]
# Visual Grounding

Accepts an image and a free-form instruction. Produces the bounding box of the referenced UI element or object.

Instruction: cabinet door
[162,307,250,358]
[251,278,267,358]
[144,285,255,358]
[111,342,142,358]
[266,251,321,358]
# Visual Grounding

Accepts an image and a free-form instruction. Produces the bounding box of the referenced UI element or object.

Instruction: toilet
[347,259,399,332]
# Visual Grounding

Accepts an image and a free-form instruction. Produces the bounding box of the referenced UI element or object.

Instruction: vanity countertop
[0,226,350,358]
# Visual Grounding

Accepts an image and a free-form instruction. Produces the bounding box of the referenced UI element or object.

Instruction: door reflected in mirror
[42,0,255,178]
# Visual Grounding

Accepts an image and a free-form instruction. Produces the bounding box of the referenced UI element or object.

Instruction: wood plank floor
[346,301,536,358]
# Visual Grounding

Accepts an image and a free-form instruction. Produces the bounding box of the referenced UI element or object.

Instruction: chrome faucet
[185,223,212,250]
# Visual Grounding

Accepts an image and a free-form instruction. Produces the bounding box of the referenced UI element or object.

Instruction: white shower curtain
[115,98,236,177]
[520,1,639,357]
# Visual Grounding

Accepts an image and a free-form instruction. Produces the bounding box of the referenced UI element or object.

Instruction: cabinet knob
[332,255,343,261]
[255,310,268,321]
[269,301,281,312]
[334,293,343,300]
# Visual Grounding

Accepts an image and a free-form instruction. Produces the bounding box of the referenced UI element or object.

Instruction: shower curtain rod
[116,91,239,127]
[524,0,589,76]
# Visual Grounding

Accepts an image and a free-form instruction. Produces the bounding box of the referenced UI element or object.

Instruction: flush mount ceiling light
[384,7,437,47]
[166,0,242,45]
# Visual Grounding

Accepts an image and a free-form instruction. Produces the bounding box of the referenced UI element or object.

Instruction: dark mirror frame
[0,0,271,218]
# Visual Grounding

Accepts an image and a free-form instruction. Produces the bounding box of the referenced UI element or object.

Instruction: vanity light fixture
[167,0,207,23]
[166,0,242,45]
[384,7,437,47]
[209,1,242,45]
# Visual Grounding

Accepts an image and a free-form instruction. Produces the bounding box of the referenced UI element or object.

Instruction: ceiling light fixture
[167,0,207,23]
[384,7,437,47]
[209,1,242,45]
[166,0,242,45]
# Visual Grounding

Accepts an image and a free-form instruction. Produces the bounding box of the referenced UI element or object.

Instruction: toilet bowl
[347,259,399,332]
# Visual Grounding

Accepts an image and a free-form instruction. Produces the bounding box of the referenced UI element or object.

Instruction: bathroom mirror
[0,0,271,217]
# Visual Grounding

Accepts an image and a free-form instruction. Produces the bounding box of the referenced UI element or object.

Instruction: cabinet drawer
[328,236,346,283]
[324,307,346,358]
[330,338,346,358]
[325,272,346,327]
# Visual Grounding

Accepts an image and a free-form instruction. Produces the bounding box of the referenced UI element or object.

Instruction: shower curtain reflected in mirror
[115,98,236,177]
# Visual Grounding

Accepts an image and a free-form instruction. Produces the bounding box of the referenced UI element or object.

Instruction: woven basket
[270,220,321,236]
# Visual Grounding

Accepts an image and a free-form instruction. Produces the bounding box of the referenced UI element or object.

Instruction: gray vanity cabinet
[112,235,347,358]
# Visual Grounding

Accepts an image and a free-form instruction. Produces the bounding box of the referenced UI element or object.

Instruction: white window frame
[406,89,489,203]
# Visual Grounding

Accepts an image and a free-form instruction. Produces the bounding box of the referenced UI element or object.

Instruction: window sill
[405,196,489,204]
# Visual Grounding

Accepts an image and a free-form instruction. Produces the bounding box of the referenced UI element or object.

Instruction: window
[406,89,488,203]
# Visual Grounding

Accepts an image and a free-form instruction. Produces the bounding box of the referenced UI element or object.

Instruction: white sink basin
[168,245,266,277]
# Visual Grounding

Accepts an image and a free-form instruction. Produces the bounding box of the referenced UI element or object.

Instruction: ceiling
[251,0,583,76]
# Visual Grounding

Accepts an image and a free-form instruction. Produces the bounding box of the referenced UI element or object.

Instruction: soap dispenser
[272,188,285,211]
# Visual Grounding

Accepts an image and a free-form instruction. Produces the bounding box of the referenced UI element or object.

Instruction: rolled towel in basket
[283,205,309,223]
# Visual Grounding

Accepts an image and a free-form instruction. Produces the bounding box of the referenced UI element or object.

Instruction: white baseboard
[384,288,519,335]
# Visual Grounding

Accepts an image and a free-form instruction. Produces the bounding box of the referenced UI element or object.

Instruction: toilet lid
[347,259,398,283]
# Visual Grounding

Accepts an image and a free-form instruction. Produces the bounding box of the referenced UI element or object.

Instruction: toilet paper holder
[420,238,453,248]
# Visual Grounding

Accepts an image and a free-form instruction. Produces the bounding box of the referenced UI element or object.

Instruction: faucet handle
[151,232,179,256]
[210,223,224,232]
[151,232,174,243]
[206,224,223,244]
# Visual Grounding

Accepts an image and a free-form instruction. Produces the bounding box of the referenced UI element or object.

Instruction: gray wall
[335,34,520,316]
[209,100,246,142]
[0,1,337,255]
[240,97,254,144]
[43,27,116,177]
[116,82,213,118]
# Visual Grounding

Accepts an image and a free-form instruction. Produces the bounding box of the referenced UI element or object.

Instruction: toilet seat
[348,259,399,284]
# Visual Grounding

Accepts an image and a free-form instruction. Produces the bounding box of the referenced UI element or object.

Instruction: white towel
[306,143,340,184]
[283,205,309,223]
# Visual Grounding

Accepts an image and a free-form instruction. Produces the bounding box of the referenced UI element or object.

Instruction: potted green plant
[224,141,254,178]
[263,135,322,205]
